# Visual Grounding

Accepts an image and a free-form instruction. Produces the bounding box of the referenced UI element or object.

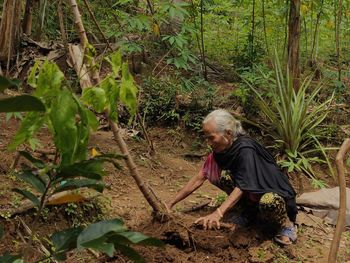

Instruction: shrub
[244,54,334,182]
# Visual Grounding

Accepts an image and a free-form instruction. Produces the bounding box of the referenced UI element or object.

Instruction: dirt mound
[132,216,279,263]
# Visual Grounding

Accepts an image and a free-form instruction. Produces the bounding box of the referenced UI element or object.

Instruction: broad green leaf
[35,61,64,98]
[77,219,125,248]
[51,227,83,251]
[79,237,115,257]
[81,87,107,113]
[58,159,105,180]
[15,170,46,194]
[0,95,45,113]
[27,137,41,152]
[108,232,135,245]
[50,90,78,165]
[85,109,99,131]
[53,179,104,193]
[117,232,164,247]
[5,112,22,122]
[107,50,122,76]
[71,94,92,162]
[100,76,119,122]
[120,63,138,116]
[116,244,145,263]
[27,61,41,88]
[0,76,20,92]
[8,112,45,151]
[0,254,23,263]
[18,151,45,168]
[52,252,68,261]
[13,188,40,207]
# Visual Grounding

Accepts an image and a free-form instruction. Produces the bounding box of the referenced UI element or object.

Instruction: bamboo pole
[328,138,349,263]
[68,0,88,50]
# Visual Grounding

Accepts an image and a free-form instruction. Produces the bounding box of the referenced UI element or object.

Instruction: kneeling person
[167,109,298,245]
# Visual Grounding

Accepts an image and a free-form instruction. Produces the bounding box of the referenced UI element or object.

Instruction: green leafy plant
[0,76,45,113]
[82,50,138,121]
[244,54,334,182]
[1,60,144,260]
[0,254,23,263]
[50,219,163,262]
[214,192,227,206]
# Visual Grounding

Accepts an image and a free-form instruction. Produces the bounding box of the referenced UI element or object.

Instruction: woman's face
[203,120,232,153]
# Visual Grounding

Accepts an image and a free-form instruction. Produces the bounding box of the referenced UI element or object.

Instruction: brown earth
[0,115,350,263]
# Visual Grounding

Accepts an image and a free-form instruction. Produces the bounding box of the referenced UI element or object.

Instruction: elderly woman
[167,109,298,245]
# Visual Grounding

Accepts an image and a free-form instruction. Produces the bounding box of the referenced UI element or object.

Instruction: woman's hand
[194,210,222,230]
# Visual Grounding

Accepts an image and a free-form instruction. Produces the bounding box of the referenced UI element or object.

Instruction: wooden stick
[181,200,211,213]
[328,138,350,263]
[81,0,113,52]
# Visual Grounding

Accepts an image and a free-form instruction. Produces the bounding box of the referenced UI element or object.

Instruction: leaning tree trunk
[68,0,166,217]
[287,0,301,91]
[0,0,22,70]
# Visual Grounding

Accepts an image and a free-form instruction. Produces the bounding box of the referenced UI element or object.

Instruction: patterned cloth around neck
[201,153,235,194]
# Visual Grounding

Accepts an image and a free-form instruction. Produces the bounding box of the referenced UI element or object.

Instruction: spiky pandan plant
[245,53,334,185]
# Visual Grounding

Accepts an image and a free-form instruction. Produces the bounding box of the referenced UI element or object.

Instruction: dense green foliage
[0,59,160,262]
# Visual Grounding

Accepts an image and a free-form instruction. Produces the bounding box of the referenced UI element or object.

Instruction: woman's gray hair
[203,109,246,138]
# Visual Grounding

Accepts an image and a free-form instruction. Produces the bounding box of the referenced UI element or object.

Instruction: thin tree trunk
[108,117,164,215]
[200,0,207,80]
[57,0,68,51]
[287,0,301,91]
[68,0,166,217]
[334,0,337,47]
[328,139,349,263]
[35,0,47,41]
[310,0,324,62]
[282,0,289,59]
[303,17,308,61]
[251,0,255,60]
[0,0,22,67]
[336,0,343,81]
[189,0,203,68]
[103,0,123,28]
[262,0,270,58]
[82,0,113,51]
[22,0,32,35]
